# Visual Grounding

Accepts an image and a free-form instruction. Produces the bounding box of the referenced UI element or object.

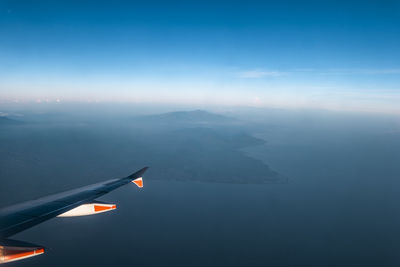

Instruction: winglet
[132,177,143,188]
[128,167,148,188]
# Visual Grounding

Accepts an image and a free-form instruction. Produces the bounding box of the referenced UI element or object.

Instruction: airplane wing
[0,167,148,264]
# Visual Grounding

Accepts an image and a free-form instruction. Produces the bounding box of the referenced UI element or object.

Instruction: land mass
[0,110,283,200]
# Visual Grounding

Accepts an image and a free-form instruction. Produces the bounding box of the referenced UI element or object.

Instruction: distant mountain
[0,117,23,126]
[135,110,237,125]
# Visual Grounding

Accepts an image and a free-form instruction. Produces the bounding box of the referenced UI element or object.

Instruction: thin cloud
[237,70,285,78]
[293,68,315,72]
[235,67,400,78]
[359,69,400,74]
[319,68,400,75]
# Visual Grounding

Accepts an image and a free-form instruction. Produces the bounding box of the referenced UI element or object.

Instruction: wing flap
[0,239,45,264]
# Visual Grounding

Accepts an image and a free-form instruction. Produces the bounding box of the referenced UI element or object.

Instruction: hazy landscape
[0,108,282,207]
[1,106,400,266]
[2,1,400,266]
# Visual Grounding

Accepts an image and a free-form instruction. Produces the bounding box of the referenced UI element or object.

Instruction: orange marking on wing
[132,178,143,188]
[94,205,112,212]
[3,250,35,261]
[35,248,45,254]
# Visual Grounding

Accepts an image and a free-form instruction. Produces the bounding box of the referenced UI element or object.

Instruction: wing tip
[128,167,148,188]
[128,166,149,179]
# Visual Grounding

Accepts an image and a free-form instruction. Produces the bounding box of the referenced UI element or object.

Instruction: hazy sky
[1,0,400,113]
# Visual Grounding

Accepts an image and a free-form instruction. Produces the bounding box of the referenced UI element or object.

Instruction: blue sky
[1,0,400,113]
